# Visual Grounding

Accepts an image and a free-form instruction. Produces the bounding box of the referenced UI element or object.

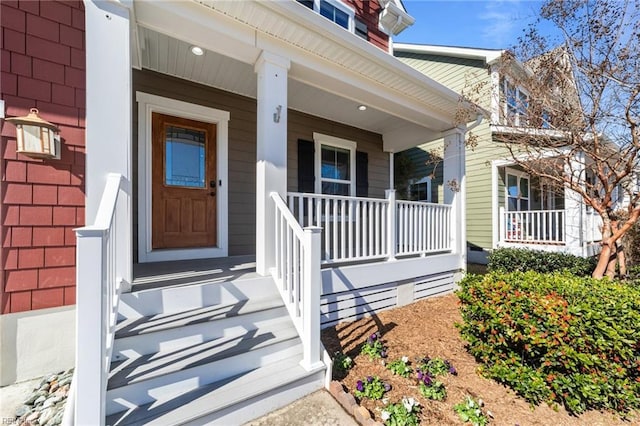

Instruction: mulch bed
[321,293,635,425]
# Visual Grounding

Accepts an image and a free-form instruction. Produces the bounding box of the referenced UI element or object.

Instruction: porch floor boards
[132,255,258,291]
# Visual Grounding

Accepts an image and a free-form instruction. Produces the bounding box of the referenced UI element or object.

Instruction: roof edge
[393,43,504,64]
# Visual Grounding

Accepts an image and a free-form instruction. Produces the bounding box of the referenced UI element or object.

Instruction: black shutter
[356,151,368,197]
[298,139,315,193]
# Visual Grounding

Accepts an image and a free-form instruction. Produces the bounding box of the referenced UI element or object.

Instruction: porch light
[358,105,367,111]
[5,108,60,159]
[190,46,204,56]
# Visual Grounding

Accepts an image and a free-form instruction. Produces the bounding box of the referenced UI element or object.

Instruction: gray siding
[133,69,388,258]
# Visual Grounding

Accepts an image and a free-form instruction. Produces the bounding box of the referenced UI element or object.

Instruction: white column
[84,0,132,284]
[386,189,397,261]
[564,152,585,256]
[443,128,466,269]
[255,52,290,275]
[389,151,394,189]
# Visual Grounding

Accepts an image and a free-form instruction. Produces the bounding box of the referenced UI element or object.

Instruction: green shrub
[457,271,640,415]
[488,247,597,277]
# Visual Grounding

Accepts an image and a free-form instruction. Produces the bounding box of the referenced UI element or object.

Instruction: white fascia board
[394,43,504,64]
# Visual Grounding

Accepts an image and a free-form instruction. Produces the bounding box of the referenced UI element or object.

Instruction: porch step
[106,355,325,426]
[112,297,287,359]
[118,275,277,319]
[107,274,325,424]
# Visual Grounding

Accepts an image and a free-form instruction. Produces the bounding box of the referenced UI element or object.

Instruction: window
[314,133,356,196]
[501,78,529,127]
[410,177,432,202]
[505,169,530,211]
[355,18,369,40]
[297,0,355,32]
[164,125,206,188]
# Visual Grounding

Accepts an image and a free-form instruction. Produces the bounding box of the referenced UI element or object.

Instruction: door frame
[137,92,229,263]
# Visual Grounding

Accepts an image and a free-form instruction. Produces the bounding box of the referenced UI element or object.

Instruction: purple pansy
[384,383,391,392]
[356,380,364,392]
[367,376,373,383]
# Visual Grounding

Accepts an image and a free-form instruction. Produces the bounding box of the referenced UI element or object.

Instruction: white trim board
[136,92,230,263]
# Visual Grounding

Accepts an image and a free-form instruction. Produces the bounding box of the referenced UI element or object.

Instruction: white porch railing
[397,200,453,256]
[73,173,128,426]
[287,191,453,264]
[499,207,565,244]
[271,192,323,371]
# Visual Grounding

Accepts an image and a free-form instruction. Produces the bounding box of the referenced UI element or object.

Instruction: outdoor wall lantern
[5,108,60,159]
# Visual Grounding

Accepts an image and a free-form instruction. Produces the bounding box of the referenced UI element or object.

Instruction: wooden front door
[152,113,217,249]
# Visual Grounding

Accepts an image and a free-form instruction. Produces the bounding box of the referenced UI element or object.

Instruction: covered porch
[493,161,602,257]
[74,0,468,424]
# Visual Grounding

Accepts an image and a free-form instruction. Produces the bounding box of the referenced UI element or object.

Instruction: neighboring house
[1,1,470,424]
[394,44,604,264]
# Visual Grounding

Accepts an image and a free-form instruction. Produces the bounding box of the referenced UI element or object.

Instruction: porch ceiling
[133,0,461,152]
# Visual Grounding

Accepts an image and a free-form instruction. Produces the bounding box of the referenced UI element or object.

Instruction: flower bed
[321,293,637,425]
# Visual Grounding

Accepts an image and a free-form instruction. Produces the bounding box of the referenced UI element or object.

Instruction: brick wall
[1,1,85,314]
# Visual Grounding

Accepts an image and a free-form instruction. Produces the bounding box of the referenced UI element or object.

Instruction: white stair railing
[500,207,565,244]
[73,173,128,426]
[271,192,323,371]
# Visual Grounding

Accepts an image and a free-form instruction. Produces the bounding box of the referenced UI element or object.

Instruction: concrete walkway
[1,381,357,426]
[245,390,358,426]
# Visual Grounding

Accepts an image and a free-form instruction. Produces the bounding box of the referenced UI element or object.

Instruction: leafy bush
[488,247,597,277]
[457,271,640,414]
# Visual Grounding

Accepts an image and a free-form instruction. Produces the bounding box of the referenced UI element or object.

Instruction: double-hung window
[501,78,529,127]
[505,169,530,211]
[297,0,355,32]
[314,133,356,196]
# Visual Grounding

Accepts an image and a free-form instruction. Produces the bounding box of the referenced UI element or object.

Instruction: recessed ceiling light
[358,105,367,111]
[190,46,204,56]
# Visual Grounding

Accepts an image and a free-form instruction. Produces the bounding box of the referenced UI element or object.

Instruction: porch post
[255,52,290,275]
[80,2,132,424]
[84,0,132,286]
[564,152,585,256]
[386,189,397,261]
[443,128,466,269]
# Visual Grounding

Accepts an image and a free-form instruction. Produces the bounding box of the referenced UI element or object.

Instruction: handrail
[271,192,323,371]
[73,173,127,426]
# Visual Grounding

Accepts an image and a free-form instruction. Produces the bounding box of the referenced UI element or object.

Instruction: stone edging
[328,380,383,426]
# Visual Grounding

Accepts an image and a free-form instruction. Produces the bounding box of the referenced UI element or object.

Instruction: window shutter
[356,150,368,197]
[298,139,315,193]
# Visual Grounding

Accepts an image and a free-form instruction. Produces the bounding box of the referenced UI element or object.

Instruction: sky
[394,0,557,50]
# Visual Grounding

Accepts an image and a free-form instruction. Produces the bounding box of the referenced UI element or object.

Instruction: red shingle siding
[1,0,85,314]
[343,0,389,51]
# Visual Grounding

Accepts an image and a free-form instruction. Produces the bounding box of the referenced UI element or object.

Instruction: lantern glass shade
[6,108,59,159]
